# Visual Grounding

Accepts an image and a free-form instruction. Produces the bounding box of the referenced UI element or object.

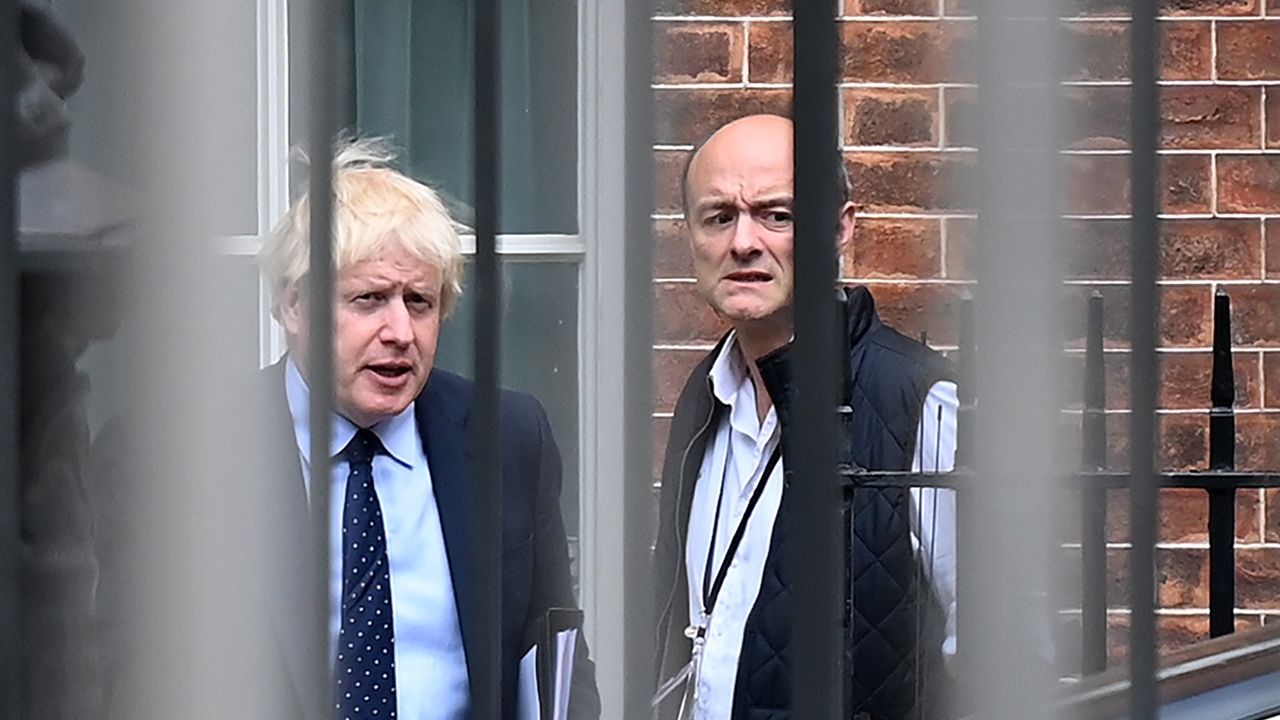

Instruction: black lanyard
[700,444,783,619]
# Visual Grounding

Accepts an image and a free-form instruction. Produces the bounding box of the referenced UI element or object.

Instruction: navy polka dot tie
[335,429,396,719]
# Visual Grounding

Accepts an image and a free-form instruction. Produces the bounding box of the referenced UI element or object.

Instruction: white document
[516,627,579,720]
[517,645,540,720]
[553,628,578,720]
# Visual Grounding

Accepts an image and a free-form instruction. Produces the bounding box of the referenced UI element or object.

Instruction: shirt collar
[708,330,749,407]
[284,357,417,470]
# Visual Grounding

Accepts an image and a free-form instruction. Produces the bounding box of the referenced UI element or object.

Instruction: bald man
[652,115,959,720]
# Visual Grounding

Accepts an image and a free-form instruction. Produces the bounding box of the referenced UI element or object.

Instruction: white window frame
[226,2,632,714]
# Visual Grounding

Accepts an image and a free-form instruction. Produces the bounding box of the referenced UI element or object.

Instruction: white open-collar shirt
[684,333,959,719]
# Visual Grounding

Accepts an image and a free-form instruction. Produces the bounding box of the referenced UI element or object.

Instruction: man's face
[282,242,443,428]
[685,117,799,328]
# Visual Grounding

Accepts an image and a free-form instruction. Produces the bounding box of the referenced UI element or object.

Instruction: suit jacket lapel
[414,375,479,694]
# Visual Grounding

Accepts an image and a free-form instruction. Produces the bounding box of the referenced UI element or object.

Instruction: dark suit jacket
[250,361,601,720]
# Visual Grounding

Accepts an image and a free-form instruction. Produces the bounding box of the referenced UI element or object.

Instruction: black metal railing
[791,0,844,716]
[1073,288,1280,676]
[1,1,21,715]
[846,289,1280,708]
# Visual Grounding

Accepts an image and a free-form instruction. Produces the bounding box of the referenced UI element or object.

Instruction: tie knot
[343,428,384,466]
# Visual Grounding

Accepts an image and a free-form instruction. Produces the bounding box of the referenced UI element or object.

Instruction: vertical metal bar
[1082,292,1109,674]
[622,0,655,716]
[1127,0,1162,711]
[953,292,975,686]
[0,0,21,715]
[472,1,503,717]
[955,292,975,470]
[969,0,1063,713]
[307,0,340,710]
[790,1,843,717]
[1207,288,1236,639]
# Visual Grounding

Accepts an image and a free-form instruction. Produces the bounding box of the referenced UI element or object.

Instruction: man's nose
[728,214,763,260]
[380,300,414,346]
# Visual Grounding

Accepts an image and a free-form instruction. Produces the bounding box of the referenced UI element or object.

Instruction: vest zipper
[655,375,718,676]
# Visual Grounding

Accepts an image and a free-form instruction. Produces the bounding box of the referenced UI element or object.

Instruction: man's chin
[342,385,421,426]
[719,301,786,324]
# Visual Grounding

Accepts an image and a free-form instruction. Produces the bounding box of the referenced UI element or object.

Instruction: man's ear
[278,284,305,339]
[836,200,856,258]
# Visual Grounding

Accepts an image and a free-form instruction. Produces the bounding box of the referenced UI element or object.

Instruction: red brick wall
[651,1,1280,662]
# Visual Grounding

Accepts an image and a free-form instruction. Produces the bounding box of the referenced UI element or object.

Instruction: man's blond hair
[260,137,464,318]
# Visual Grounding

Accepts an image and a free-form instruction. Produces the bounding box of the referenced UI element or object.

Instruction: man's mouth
[366,362,412,379]
[724,270,772,283]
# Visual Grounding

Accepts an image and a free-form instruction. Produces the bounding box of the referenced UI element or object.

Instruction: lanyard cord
[700,444,783,620]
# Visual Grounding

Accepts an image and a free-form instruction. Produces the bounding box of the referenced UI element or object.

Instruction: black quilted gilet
[730,287,953,720]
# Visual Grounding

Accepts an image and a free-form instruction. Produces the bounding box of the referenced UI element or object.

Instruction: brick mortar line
[839,148,1280,155]
[843,146,976,152]
[1066,80,1280,86]
[741,19,750,86]
[635,147,1280,155]
[1260,219,1271,283]
[936,86,948,150]
[1062,407,1280,414]
[1211,152,1219,215]
[651,80,1280,91]
[1212,19,1219,83]
[651,212,1280,221]
[1067,347,1269,353]
[653,276,977,285]
[650,14,1273,22]
[1059,609,1280,616]
[1058,149,1280,155]
[1066,213,1280,219]
[652,15,791,22]
[1262,87,1269,151]
[1077,542,1280,549]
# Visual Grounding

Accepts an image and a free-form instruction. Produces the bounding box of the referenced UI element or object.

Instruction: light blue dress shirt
[285,359,469,720]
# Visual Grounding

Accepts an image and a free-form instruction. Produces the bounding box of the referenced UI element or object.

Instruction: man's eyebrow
[748,194,793,208]
[692,197,735,214]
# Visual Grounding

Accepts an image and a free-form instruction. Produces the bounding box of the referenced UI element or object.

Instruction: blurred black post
[1127,0,1161,711]
[0,0,20,716]
[1081,292,1109,674]
[472,0,503,717]
[790,0,844,716]
[970,0,1063,712]
[955,291,975,470]
[306,0,341,709]
[622,0,656,717]
[1207,288,1236,639]
[953,292,975,683]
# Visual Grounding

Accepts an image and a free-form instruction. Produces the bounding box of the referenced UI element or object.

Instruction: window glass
[352,0,579,234]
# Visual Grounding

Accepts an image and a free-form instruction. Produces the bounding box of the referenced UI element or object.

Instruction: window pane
[352,0,579,234]
[433,262,582,588]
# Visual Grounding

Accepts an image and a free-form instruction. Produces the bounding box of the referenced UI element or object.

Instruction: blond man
[258,138,599,720]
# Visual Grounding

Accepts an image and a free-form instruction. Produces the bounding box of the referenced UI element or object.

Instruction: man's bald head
[681,113,858,359]
[679,113,851,218]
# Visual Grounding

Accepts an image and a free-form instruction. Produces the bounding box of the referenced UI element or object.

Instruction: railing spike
[1207,288,1237,639]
